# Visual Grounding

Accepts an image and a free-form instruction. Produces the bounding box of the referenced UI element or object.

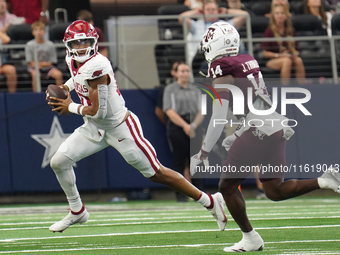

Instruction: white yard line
[0,199,339,215]
[0,239,340,254]
[0,224,340,243]
[0,214,340,229]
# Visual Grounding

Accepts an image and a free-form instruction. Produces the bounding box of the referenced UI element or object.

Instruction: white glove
[190,150,209,176]
[222,123,246,151]
[222,133,237,151]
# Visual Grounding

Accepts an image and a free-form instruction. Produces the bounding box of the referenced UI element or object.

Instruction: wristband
[79,105,84,116]
[275,53,279,58]
[68,102,81,115]
[191,122,197,129]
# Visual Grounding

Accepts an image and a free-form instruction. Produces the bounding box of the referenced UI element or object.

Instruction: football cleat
[256,189,267,200]
[49,205,89,233]
[318,167,340,193]
[207,192,227,231]
[223,231,264,252]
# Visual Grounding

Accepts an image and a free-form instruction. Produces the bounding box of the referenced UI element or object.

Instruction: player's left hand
[48,93,73,115]
[190,149,209,176]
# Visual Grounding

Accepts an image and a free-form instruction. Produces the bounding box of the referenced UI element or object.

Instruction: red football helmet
[63,20,99,63]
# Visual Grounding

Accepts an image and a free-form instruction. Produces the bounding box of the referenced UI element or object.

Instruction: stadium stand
[251,1,271,16]
[331,13,340,75]
[1,1,340,92]
[48,22,71,84]
[154,4,189,85]
[3,24,34,91]
[0,22,71,92]
[153,2,336,84]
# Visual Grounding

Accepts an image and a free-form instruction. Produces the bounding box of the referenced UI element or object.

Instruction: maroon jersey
[208,54,270,115]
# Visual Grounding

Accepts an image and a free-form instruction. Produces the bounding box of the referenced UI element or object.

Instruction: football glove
[222,133,237,151]
[222,123,246,151]
[190,150,209,176]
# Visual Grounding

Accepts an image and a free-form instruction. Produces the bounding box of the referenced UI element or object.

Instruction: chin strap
[199,62,211,78]
[199,71,208,78]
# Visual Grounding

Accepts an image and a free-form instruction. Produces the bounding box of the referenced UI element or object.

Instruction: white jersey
[65,53,128,135]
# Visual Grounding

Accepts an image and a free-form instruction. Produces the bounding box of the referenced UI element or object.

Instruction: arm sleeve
[86,84,108,119]
[201,98,229,152]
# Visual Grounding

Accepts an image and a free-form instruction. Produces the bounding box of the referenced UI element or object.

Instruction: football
[46,84,67,106]
[46,84,68,114]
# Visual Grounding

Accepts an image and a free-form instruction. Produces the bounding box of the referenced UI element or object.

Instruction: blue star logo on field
[31,116,71,168]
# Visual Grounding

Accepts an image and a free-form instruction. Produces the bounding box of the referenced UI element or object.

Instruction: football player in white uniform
[191,21,340,252]
[47,20,227,233]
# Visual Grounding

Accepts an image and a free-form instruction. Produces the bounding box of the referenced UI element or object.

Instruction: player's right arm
[54,75,109,117]
[190,75,232,174]
[82,75,109,118]
[200,75,232,157]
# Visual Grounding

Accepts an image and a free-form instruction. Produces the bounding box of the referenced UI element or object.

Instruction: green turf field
[0,197,339,254]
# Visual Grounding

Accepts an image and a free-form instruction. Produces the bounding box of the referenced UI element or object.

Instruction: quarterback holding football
[47,20,227,233]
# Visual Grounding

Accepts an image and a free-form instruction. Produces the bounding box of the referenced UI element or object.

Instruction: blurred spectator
[221,0,255,16]
[25,21,62,92]
[179,0,248,77]
[155,60,181,125]
[0,30,16,92]
[6,0,49,24]
[261,5,306,85]
[182,0,203,9]
[265,0,290,17]
[163,62,204,202]
[0,0,24,33]
[77,10,108,58]
[304,0,332,36]
[325,0,340,13]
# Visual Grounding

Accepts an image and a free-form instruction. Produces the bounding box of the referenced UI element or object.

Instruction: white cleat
[49,206,89,233]
[318,168,340,193]
[223,231,264,252]
[207,192,227,231]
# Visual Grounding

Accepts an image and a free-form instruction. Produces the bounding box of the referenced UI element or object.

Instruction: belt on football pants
[116,110,131,128]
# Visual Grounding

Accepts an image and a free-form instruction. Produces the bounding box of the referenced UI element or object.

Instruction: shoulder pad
[81,55,112,80]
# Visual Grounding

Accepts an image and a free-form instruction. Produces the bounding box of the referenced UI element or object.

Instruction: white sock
[242,229,258,239]
[317,177,327,189]
[196,192,212,208]
[67,195,83,212]
[51,152,83,212]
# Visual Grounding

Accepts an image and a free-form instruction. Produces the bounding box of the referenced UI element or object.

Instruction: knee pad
[50,152,74,172]
[122,149,142,165]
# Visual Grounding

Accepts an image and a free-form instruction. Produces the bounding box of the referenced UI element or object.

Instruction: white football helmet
[200,21,240,63]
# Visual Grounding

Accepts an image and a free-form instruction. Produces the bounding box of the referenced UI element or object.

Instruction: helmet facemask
[66,38,97,63]
[63,20,99,63]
